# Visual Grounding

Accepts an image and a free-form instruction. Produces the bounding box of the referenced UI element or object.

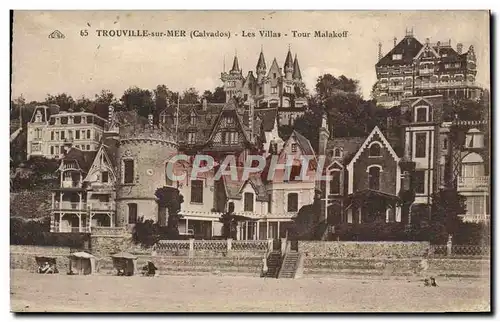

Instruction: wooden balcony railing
[457,176,489,189]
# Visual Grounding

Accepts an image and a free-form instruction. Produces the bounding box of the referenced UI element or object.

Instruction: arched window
[287,193,299,212]
[368,166,381,190]
[369,142,382,157]
[461,153,484,178]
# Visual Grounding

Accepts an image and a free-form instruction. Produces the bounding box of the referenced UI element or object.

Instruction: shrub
[10,217,90,247]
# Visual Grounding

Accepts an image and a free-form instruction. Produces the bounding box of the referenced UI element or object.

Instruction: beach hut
[111,252,138,276]
[35,256,59,274]
[68,252,96,275]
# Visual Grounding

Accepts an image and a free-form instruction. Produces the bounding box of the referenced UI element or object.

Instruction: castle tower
[284,48,294,80]
[115,111,178,227]
[256,49,267,82]
[221,54,245,102]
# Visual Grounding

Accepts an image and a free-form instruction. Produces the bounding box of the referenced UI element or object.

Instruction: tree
[153,85,178,113]
[219,202,238,239]
[10,95,26,120]
[291,189,324,240]
[180,87,199,104]
[315,74,360,102]
[74,96,93,113]
[155,186,184,239]
[88,90,121,119]
[428,188,467,243]
[44,93,75,112]
[120,87,155,117]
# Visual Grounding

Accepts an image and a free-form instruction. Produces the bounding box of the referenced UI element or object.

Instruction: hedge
[10,217,90,248]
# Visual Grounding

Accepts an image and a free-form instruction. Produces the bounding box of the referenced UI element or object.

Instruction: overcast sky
[11,10,490,102]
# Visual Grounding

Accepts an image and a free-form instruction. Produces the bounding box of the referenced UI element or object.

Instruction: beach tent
[35,256,59,274]
[68,252,96,275]
[111,252,138,276]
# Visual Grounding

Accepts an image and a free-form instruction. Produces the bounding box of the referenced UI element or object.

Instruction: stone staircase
[262,251,282,278]
[278,251,301,278]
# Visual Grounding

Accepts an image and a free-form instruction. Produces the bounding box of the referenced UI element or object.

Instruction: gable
[415,43,440,60]
[83,146,116,183]
[347,126,400,169]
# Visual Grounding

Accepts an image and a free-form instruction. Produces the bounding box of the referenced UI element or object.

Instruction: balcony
[414,81,476,90]
[388,85,404,92]
[459,214,490,223]
[457,176,489,189]
[62,180,83,188]
[419,68,434,75]
[52,201,85,211]
[87,202,115,211]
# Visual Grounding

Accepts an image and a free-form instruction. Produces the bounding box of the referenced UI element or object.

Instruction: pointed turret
[293,54,302,80]
[256,49,267,82]
[230,55,241,74]
[256,50,266,71]
[284,48,294,80]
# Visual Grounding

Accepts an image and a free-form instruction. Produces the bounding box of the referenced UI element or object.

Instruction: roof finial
[261,44,263,52]
[288,43,291,50]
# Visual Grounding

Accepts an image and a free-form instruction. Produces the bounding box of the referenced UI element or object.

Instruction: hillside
[10,189,53,219]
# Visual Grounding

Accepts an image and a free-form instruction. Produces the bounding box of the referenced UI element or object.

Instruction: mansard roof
[376,36,423,67]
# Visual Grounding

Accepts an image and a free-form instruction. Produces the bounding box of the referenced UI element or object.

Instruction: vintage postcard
[10,10,490,312]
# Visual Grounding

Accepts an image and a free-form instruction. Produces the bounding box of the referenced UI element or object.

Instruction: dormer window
[465,129,484,148]
[392,54,402,60]
[35,110,42,122]
[369,142,382,157]
[333,148,343,158]
[291,143,298,153]
[415,106,429,122]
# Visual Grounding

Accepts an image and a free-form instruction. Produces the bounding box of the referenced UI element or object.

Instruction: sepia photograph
[9,10,491,312]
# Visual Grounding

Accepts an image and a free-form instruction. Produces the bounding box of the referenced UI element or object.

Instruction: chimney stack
[393,37,397,47]
[437,41,441,55]
[457,43,463,54]
[202,97,208,110]
[426,38,430,45]
[108,105,114,123]
[148,114,153,127]
[378,42,382,61]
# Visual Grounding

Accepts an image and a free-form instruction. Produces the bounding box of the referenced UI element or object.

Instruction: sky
[11,10,490,102]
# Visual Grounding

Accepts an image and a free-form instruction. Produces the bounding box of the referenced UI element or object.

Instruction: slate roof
[222,168,268,202]
[376,36,423,67]
[62,148,97,173]
[292,130,315,156]
[326,136,366,165]
[158,99,266,150]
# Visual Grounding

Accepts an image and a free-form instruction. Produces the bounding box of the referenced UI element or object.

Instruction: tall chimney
[393,37,397,47]
[457,43,463,54]
[378,42,382,60]
[108,105,114,123]
[202,97,208,111]
[437,41,441,55]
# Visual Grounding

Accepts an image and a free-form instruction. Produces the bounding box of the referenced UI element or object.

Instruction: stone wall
[301,257,490,279]
[90,227,133,256]
[10,245,72,272]
[299,241,430,259]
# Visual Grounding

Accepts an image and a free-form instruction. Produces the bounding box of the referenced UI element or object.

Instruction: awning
[69,251,95,259]
[111,252,137,260]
